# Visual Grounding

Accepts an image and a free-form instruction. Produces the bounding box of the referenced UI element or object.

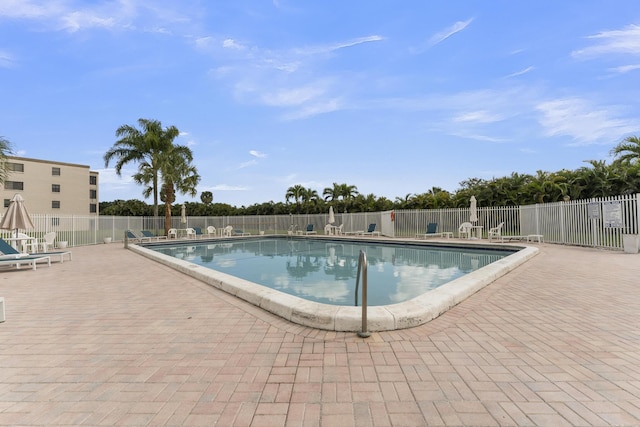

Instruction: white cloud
[292,35,383,56]
[281,98,343,120]
[428,19,474,47]
[572,24,640,58]
[609,64,640,74]
[222,38,246,50]
[536,97,636,145]
[0,50,15,68]
[208,184,249,191]
[249,150,266,158]
[502,66,534,79]
[261,85,325,106]
[452,110,503,124]
[0,0,190,33]
[238,159,258,169]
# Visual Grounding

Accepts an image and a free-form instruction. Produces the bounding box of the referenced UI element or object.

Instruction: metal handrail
[355,250,371,338]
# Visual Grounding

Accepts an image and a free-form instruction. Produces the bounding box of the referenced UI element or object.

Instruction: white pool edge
[129,240,539,332]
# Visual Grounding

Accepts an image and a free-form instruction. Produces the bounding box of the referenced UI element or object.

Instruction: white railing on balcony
[1,194,638,251]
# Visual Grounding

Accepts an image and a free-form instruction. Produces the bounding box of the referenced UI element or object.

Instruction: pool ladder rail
[355,250,371,338]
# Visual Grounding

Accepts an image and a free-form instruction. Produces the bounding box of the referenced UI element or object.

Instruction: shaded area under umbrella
[0,193,35,238]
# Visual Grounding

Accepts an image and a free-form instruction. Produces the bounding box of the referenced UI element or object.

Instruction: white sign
[602,201,623,228]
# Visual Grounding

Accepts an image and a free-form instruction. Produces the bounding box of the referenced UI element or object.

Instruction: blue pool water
[150,237,513,307]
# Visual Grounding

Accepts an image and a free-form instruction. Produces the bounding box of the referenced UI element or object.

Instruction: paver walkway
[0,242,639,426]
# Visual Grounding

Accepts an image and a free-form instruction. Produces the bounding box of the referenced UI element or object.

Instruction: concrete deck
[1,241,639,426]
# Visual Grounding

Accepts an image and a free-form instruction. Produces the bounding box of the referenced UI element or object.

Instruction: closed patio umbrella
[328,206,335,224]
[0,193,35,238]
[181,204,187,224]
[469,196,478,223]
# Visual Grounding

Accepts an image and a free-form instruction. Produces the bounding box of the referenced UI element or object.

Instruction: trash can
[622,234,639,254]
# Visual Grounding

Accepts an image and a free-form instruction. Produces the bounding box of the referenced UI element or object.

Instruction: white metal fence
[2,194,638,251]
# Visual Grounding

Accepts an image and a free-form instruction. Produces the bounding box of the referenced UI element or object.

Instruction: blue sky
[1,1,639,207]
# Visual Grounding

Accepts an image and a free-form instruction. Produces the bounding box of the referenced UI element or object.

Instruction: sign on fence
[602,201,623,228]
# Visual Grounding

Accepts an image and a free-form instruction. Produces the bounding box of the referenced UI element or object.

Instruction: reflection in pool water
[152,238,513,307]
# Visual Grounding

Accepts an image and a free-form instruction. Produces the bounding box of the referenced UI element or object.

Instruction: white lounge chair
[168,228,178,239]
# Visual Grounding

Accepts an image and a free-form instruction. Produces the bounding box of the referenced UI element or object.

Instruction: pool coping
[128,237,539,332]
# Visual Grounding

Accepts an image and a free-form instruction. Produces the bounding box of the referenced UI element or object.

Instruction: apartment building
[2,156,99,215]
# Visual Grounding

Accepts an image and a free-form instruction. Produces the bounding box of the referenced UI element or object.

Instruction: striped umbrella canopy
[0,193,35,237]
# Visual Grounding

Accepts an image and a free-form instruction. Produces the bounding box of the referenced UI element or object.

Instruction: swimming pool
[151,238,512,306]
[129,236,538,332]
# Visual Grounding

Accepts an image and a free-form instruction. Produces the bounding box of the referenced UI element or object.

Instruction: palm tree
[322,183,342,203]
[0,136,13,185]
[200,191,213,205]
[157,145,201,233]
[300,188,320,213]
[285,185,305,213]
[104,118,180,217]
[323,182,359,212]
[610,135,640,165]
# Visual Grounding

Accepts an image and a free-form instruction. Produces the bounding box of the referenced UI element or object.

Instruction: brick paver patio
[1,241,639,426]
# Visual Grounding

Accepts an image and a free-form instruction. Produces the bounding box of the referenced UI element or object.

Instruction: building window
[52,200,60,209]
[90,204,97,213]
[90,189,97,199]
[4,181,24,190]
[89,175,97,185]
[3,199,10,208]
[7,162,24,172]
[52,184,61,193]
[52,167,61,176]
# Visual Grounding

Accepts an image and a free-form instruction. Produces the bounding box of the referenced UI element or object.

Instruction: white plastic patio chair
[458,222,472,239]
[37,231,57,252]
[207,226,216,237]
[488,222,505,242]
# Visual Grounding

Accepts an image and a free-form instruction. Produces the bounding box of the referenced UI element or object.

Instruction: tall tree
[200,191,213,205]
[0,136,13,185]
[157,145,201,233]
[285,185,305,213]
[610,135,640,165]
[300,188,320,213]
[104,118,180,217]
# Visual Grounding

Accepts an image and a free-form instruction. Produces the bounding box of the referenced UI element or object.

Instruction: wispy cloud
[249,150,266,158]
[502,66,534,79]
[452,110,504,124]
[572,24,640,58]
[609,64,640,74]
[0,50,15,68]
[428,19,474,47]
[238,159,257,169]
[536,97,636,145]
[208,184,249,191]
[0,0,190,33]
[292,35,383,56]
[260,85,326,106]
